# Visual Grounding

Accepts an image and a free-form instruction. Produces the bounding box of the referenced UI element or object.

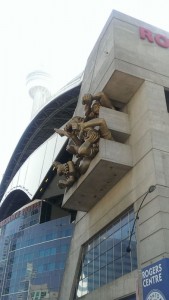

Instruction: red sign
[0,202,41,228]
[139,27,169,48]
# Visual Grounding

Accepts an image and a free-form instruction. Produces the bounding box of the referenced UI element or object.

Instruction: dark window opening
[164,89,169,112]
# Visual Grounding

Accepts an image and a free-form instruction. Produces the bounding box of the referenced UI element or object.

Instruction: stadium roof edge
[0,73,83,202]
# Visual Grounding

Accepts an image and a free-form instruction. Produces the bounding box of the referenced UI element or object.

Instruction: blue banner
[142,258,169,299]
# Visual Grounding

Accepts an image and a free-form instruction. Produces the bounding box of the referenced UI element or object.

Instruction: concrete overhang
[99,106,130,142]
[62,138,132,212]
[103,70,144,103]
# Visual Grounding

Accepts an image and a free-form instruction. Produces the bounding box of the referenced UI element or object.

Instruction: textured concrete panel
[131,130,152,165]
[62,139,132,211]
[75,271,137,300]
[104,70,143,103]
[140,228,166,265]
[99,107,130,142]
[114,17,169,79]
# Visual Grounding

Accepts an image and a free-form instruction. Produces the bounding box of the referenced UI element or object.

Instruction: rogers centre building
[1,10,169,300]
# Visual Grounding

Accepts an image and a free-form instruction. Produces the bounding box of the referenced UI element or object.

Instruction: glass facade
[0,201,74,300]
[75,208,137,298]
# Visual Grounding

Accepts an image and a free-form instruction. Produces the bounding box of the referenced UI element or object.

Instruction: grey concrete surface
[62,139,132,212]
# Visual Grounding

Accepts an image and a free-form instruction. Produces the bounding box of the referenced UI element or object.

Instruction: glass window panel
[59,261,65,269]
[114,258,122,279]
[100,231,107,243]
[87,249,93,263]
[88,261,93,276]
[100,239,107,255]
[114,243,121,260]
[107,262,114,283]
[93,244,99,259]
[131,230,136,242]
[113,221,121,232]
[121,224,130,240]
[39,250,44,257]
[100,266,107,286]
[87,274,93,293]
[93,270,100,289]
[123,254,131,275]
[107,234,114,250]
[51,247,56,255]
[129,219,135,234]
[76,280,83,298]
[114,229,121,245]
[48,263,55,271]
[83,253,88,266]
[45,248,51,256]
[100,253,106,268]
[46,233,53,241]
[107,248,113,264]
[81,278,88,296]
[37,265,43,273]
[93,258,99,273]
[82,264,88,278]
[122,239,129,256]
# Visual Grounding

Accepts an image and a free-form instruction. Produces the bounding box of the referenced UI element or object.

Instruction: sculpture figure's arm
[54,127,82,146]
[92,92,115,109]
[79,118,112,140]
[54,128,70,138]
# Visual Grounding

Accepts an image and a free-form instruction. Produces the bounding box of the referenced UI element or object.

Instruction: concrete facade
[58,10,169,300]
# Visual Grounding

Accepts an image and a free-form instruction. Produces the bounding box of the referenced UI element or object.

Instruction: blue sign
[142,258,169,299]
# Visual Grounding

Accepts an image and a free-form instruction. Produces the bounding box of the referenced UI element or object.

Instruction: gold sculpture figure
[55,117,112,158]
[53,160,78,188]
[54,91,113,189]
[82,92,115,120]
[54,116,84,147]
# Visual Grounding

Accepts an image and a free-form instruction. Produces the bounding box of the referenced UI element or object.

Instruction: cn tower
[26,70,51,118]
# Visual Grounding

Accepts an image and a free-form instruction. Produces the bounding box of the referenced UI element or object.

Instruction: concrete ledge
[99,107,130,142]
[103,70,144,103]
[62,139,132,212]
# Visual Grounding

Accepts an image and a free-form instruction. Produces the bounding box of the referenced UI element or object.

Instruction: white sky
[1,0,169,181]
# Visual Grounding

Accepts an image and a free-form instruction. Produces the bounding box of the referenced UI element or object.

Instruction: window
[122,295,136,300]
[165,88,169,112]
[75,208,137,298]
[31,290,48,300]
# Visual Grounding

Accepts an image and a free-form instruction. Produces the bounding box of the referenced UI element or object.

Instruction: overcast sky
[1,0,169,181]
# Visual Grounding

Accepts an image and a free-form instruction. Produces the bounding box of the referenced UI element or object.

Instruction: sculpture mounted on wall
[82,92,115,120]
[53,92,114,189]
[53,160,78,189]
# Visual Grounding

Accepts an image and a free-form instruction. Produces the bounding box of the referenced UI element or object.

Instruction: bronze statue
[53,161,78,188]
[82,92,115,120]
[55,118,112,157]
[54,91,113,189]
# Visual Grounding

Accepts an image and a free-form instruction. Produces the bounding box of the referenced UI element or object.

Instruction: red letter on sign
[154,34,169,48]
[139,27,154,43]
